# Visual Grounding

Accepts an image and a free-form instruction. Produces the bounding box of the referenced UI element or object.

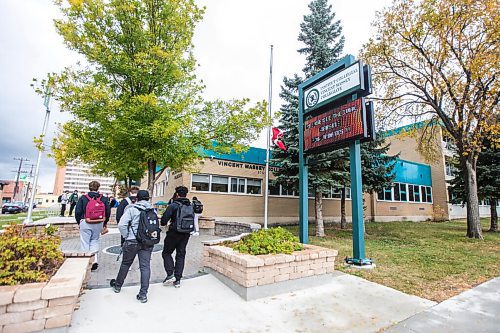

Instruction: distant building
[34,193,59,208]
[53,161,115,196]
[0,180,25,203]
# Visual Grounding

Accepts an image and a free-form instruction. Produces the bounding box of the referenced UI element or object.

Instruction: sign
[303,61,363,113]
[304,98,366,152]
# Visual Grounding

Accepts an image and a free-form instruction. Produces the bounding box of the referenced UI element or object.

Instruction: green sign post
[298,54,374,266]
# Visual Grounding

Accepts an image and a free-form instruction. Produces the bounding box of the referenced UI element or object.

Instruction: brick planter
[203,239,338,300]
[19,220,80,239]
[0,256,93,333]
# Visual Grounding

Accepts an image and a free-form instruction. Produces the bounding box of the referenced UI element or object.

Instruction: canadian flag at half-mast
[272,127,287,151]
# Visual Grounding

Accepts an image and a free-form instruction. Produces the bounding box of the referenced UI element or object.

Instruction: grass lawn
[285,219,499,302]
[0,212,48,228]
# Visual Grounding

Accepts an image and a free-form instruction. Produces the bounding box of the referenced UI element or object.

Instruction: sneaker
[162,274,175,286]
[110,279,121,293]
[173,280,181,288]
[91,263,99,271]
[136,294,148,303]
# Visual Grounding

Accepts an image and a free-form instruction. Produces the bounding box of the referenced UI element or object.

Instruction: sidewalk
[69,273,435,333]
[384,277,500,333]
[61,226,219,288]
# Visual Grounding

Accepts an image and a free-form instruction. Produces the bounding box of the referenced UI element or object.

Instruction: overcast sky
[0,0,391,193]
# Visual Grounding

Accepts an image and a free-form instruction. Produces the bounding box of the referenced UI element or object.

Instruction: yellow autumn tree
[363,0,499,238]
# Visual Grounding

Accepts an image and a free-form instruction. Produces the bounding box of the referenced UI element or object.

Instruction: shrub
[0,223,64,285]
[229,227,303,255]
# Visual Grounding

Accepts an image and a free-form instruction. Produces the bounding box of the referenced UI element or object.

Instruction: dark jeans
[115,240,153,296]
[162,230,190,280]
[60,204,67,216]
[69,202,76,216]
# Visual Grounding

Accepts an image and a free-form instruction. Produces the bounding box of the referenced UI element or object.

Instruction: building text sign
[303,61,362,113]
[304,98,365,152]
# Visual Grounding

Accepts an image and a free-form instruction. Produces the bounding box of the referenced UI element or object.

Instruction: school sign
[298,55,374,266]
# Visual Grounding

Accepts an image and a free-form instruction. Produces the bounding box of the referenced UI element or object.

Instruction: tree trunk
[488,198,498,232]
[340,187,347,229]
[147,160,156,195]
[315,191,325,237]
[463,156,483,239]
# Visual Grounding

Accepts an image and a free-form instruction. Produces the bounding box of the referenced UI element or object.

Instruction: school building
[147,123,498,224]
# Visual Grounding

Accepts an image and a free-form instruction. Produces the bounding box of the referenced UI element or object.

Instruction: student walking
[161,186,195,288]
[75,181,111,271]
[116,186,139,245]
[59,190,70,216]
[68,190,79,216]
[110,190,160,303]
[192,196,203,236]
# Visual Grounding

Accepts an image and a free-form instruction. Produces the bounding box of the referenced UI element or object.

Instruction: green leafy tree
[449,139,499,232]
[41,0,268,193]
[362,0,499,238]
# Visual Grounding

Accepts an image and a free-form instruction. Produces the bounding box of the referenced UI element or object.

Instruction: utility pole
[24,164,36,204]
[12,157,29,201]
[25,86,52,223]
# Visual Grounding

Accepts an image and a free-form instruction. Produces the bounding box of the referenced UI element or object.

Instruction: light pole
[25,88,51,224]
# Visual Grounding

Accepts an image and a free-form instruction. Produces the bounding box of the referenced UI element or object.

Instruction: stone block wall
[214,221,261,237]
[0,257,92,333]
[204,244,337,288]
[21,221,80,239]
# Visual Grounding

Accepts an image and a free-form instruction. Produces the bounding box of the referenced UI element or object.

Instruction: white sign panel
[303,62,362,112]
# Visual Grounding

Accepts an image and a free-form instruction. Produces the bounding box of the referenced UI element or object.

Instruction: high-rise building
[53,161,115,196]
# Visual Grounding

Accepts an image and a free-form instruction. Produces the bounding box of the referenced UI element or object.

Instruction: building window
[246,179,262,195]
[211,176,229,192]
[230,178,245,193]
[378,183,431,203]
[269,183,280,195]
[192,174,209,191]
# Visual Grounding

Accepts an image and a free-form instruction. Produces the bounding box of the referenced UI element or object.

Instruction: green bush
[229,227,303,255]
[0,224,64,286]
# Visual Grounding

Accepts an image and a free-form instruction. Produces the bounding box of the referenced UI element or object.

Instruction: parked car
[1,202,29,214]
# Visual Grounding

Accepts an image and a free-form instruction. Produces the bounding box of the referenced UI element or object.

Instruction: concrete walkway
[69,273,435,333]
[384,277,500,333]
[61,226,220,288]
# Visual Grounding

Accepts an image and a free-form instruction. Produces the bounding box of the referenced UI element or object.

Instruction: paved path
[385,277,500,333]
[70,273,435,333]
[61,227,220,288]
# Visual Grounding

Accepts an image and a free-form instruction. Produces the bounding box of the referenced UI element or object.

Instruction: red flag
[272,127,287,151]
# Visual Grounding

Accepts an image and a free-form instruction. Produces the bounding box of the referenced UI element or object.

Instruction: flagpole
[264,45,273,229]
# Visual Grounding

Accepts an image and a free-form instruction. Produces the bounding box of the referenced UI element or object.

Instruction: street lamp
[24,87,51,224]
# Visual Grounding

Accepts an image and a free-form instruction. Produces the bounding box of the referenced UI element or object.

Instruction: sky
[0,0,392,193]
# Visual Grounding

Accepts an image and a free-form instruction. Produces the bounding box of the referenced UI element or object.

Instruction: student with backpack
[59,190,70,217]
[161,186,195,288]
[192,196,203,236]
[110,190,160,303]
[74,181,111,271]
[116,187,139,245]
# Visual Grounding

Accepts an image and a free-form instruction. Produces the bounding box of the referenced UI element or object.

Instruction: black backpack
[57,195,62,203]
[133,206,161,246]
[193,199,203,214]
[175,202,195,233]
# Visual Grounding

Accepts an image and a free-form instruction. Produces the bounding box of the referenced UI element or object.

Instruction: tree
[272,0,347,237]
[362,0,499,238]
[42,0,268,193]
[449,139,499,232]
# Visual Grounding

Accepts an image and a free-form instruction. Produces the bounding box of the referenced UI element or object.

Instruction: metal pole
[298,86,309,244]
[264,45,273,230]
[13,158,26,201]
[349,139,365,260]
[25,90,51,224]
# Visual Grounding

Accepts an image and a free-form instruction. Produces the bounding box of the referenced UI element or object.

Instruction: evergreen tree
[273,0,347,237]
[273,0,397,235]
[449,140,499,232]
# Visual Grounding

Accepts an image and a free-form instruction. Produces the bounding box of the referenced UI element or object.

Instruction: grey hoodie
[118,200,153,241]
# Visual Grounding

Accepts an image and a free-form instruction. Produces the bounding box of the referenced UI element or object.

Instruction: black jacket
[161,197,191,231]
[116,197,134,222]
[75,192,111,226]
